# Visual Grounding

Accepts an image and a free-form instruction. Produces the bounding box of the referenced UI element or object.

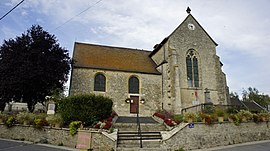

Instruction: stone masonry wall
[0,124,115,151]
[151,14,229,114]
[70,68,162,116]
[0,124,77,148]
[162,122,270,150]
[1,123,270,150]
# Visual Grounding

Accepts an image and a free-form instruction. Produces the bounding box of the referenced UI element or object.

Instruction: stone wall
[70,68,162,116]
[0,124,77,148]
[0,124,115,151]
[162,122,270,150]
[1,122,270,150]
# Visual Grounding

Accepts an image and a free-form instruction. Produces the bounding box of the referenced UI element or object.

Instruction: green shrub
[253,114,261,123]
[226,107,240,114]
[228,114,241,126]
[5,116,15,128]
[33,113,49,129]
[172,114,184,123]
[215,107,225,117]
[69,121,82,136]
[183,112,196,122]
[258,112,270,122]
[46,114,63,127]
[0,112,8,123]
[202,103,214,114]
[237,110,253,122]
[175,147,185,151]
[16,112,35,125]
[58,94,113,126]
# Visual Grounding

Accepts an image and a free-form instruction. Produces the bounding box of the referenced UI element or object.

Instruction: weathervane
[186,7,191,14]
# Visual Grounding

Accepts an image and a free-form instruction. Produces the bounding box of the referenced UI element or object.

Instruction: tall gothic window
[186,50,199,87]
[129,76,139,94]
[94,73,106,92]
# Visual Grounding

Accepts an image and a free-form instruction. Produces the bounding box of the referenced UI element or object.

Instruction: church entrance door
[130,96,139,114]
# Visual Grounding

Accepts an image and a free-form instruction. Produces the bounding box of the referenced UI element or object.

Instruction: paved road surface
[1,138,270,151]
[0,139,77,151]
[195,140,270,151]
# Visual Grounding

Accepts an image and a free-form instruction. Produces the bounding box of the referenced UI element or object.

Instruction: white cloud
[1,0,270,95]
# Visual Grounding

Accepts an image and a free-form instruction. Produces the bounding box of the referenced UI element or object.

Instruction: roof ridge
[75,41,151,53]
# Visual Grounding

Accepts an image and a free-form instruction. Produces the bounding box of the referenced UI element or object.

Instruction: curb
[0,138,79,151]
[192,140,270,151]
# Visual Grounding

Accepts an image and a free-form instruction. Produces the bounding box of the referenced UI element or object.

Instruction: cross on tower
[186,7,191,14]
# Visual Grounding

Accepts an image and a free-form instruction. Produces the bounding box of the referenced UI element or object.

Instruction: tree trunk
[0,101,6,112]
[27,102,35,112]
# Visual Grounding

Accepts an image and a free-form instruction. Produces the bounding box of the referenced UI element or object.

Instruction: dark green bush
[226,107,240,114]
[58,94,113,126]
[202,103,214,114]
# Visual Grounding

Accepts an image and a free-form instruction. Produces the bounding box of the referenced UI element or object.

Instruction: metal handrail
[181,103,245,113]
[136,104,142,148]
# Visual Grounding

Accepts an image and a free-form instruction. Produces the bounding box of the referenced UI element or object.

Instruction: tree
[242,87,270,108]
[230,92,239,100]
[0,25,71,112]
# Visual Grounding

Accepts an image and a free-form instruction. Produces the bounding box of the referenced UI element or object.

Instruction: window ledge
[182,87,202,90]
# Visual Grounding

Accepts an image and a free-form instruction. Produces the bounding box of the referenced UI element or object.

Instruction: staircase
[114,116,165,151]
[117,131,162,150]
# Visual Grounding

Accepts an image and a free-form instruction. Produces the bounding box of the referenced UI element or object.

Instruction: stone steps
[113,123,166,132]
[117,140,162,148]
[117,131,162,148]
[115,116,165,150]
[116,147,164,151]
[118,131,162,140]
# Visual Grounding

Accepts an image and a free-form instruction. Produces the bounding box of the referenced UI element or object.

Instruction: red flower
[164,118,177,127]
[153,112,165,120]
[94,123,101,128]
[112,111,118,117]
[102,121,112,130]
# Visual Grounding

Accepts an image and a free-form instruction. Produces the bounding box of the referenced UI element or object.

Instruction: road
[1,138,270,151]
[0,139,77,151]
[194,140,270,151]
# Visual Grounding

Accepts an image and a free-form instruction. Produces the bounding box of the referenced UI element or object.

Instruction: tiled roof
[72,42,160,75]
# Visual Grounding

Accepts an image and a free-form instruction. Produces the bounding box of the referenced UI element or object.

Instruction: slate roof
[230,98,244,106]
[230,98,266,112]
[72,42,160,75]
[242,101,266,112]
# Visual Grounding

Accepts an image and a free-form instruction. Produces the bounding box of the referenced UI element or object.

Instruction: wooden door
[130,96,139,114]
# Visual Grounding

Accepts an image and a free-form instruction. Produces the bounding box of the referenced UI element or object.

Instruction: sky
[0,0,269,96]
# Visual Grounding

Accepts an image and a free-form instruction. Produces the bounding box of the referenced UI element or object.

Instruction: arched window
[129,76,139,94]
[186,50,199,87]
[94,73,106,92]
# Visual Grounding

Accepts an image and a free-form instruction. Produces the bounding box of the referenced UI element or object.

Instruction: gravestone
[47,103,55,115]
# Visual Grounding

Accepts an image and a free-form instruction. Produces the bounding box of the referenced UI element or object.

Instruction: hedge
[57,94,113,126]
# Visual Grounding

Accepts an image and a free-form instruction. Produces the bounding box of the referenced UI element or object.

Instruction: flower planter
[23,121,29,125]
[218,117,224,123]
[241,117,247,122]
[202,118,206,123]
[54,123,61,128]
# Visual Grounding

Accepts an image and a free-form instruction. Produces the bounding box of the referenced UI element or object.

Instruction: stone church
[69,9,229,116]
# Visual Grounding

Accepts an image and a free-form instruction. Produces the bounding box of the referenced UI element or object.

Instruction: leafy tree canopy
[0,25,71,112]
[242,87,270,108]
[230,92,239,100]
